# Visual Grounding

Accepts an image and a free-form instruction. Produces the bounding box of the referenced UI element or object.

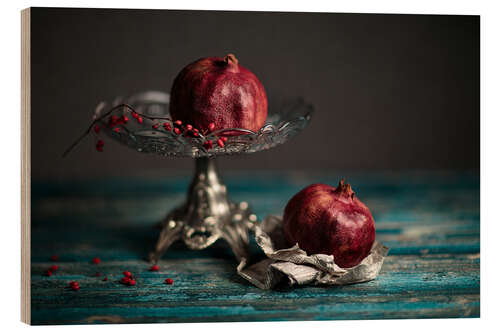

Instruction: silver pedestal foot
[149,157,256,263]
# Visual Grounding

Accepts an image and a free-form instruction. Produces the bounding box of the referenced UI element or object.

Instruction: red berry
[71,284,80,291]
[50,255,59,262]
[174,120,182,126]
[92,257,101,264]
[114,127,120,133]
[165,278,174,285]
[128,279,136,286]
[185,124,193,131]
[137,117,143,124]
[193,128,199,133]
[217,139,225,148]
[49,265,59,271]
[103,277,108,281]
[221,136,227,142]
[45,270,52,277]
[69,281,78,287]
[122,116,129,123]
[149,265,159,272]
[163,123,172,131]
[152,124,159,130]
[174,128,181,135]
[208,123,216,132]
[203,140,213,150]
[132,112,139,119]
[192,132,199,137]
[123,271,133,278]
[94,125,100,133]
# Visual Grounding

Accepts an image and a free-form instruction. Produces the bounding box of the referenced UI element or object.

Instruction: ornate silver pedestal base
[148,157,257,263]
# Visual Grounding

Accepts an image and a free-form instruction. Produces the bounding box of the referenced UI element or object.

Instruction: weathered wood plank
[30,171,479,324]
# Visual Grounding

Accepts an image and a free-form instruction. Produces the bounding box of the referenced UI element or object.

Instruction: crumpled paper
[237,215,389,289]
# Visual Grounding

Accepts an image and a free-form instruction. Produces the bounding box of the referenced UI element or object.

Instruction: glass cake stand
[94,91,313,263]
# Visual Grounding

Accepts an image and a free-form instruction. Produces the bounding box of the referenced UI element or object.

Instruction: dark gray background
[31,8,479,180]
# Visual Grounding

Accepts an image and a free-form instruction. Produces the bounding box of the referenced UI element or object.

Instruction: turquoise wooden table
[30,170,480,324]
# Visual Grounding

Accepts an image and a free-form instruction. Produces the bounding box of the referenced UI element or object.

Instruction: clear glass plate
[96,91,314,158]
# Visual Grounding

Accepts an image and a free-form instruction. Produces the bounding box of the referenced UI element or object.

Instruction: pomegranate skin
[169,54,268,134]
[283,181,376,268]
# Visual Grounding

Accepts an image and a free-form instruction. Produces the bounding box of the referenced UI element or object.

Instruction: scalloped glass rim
[98,91,314,158]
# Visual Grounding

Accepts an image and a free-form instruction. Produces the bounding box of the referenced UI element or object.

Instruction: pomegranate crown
[334,179,355,199]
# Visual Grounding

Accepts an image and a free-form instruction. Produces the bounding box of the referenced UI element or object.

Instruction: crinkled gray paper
[237,215,389,290]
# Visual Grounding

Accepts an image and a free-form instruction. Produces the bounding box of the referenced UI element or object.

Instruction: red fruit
[149,265,159,272]
[220,136,227,143]
[152,124,159,130]
[283,180,376,268]
[49,265,59,271]
[122,116,129,123]
[132,112,139,119]
[128,279,136,286]
[94,125,100,133]
[113,127,120,133]
[137,117,143,124]
[123,271,132,278]
[103,277,108,281]
[92,257,101,264]
[169,54,268,135]
[173,128,181,135]
[45,270,52,277]
[163,123,172,131]
[71,284,80,291]
[174,120,182,126]
[165,278,174,285]
[216,139,225,148]
[185,124,193,131]
[203,140,213,150]
[69,281,78,287]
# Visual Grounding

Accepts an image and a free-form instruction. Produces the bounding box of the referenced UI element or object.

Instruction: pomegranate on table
[169,54,268,134]
[283,180,376,268]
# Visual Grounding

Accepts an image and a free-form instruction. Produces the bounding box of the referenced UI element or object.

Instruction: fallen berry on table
[149,265,159,272]
[92,257,101,264]
[165,278,174,285]
[50,255,59,262]
[217,139,225,148]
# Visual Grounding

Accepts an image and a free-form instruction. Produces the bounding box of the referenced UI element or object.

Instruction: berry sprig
[63,103,234,157]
